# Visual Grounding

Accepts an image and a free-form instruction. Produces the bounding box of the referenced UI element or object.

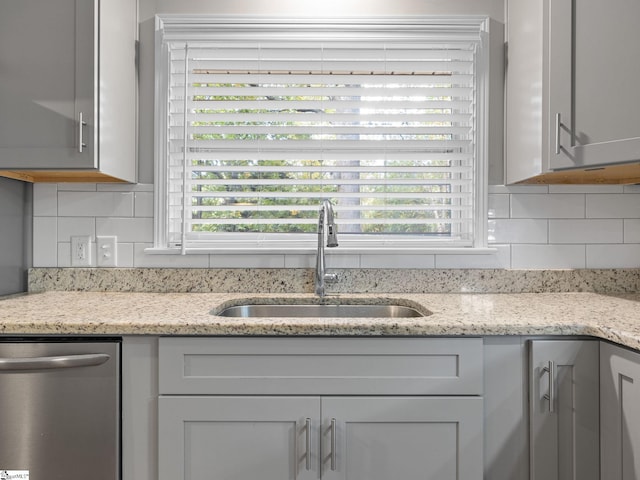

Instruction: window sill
[144,246,498,256]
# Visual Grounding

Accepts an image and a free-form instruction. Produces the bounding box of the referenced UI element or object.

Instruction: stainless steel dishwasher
[0,338,120,480]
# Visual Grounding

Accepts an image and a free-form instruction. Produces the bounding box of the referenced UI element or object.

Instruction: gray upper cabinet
[601,342,640,480]
[0,0,137,183]
[506,0,640,184]
[548,0,640,171]
[529,340,600,480]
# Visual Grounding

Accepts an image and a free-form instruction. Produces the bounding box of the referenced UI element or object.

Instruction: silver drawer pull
[330,418,337,471]
[305,418,312,471]
[543,360,555,413]
[555,113,562,155]
[0,353,110,371]
[79,111,87,153]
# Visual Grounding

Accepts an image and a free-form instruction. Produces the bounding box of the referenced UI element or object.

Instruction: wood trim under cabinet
[516,162,640,185]
[0,170,129,183]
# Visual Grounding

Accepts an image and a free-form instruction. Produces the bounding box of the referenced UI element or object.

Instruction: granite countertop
[1,291,640,350]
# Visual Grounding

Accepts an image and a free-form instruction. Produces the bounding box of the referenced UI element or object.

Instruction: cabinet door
[529,340,599,480]
[601,342,640,480]
[0,0,95,169]
[549,0,640,170]
[321,396,483,480]
[158,396,320,480]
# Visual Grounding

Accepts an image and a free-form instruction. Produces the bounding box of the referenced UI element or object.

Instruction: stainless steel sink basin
[216,303,428,318]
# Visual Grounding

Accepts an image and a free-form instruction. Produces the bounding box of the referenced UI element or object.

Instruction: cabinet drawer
[159,337,483,395]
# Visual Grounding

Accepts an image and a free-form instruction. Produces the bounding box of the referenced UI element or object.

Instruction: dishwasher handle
[0,353,110,371]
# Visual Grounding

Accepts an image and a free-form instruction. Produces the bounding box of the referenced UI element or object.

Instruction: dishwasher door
[0,339,120,480]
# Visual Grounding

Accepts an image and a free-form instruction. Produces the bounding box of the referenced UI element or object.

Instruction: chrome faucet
[315,199,339,297]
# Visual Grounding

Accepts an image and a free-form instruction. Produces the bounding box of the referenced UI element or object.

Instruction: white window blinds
[155,17,489,252]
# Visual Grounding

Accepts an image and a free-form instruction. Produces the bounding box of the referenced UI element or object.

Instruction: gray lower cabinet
[157,337,484,480]
[159,396,320,480]
[529,340,600,480]
[600,342,640,480]
[322,396,482,480]
[127,336,640,480]
[159,395,482,480]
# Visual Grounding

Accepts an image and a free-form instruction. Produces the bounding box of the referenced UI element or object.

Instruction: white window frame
[152,15,490,255]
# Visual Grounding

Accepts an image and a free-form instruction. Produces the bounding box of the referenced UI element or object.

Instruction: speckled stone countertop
[27,267,640,294]
[2,291,640,351]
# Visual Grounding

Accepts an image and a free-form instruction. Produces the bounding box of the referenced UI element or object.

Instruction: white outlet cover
[97,236,117,267]
[71,235,92,267]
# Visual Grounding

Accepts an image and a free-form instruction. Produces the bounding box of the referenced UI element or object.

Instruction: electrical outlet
[97,236,118,267]
[71,235,92,267]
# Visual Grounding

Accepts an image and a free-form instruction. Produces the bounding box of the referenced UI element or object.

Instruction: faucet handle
[326,226,338,248]
[324,272,339,284]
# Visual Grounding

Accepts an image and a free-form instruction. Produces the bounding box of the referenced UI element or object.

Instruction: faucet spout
[315,199,339,297]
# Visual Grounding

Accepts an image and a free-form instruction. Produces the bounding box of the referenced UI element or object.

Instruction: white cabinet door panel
[530,340,599,480]
[0,0,95,169]
[321,396,483,480]
[159,396,320,480]
[601,342,640,480]
[549,0,640,170]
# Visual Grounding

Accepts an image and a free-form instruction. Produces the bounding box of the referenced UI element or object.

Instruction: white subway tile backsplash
[549,219,623,244]
[488,194,509,218]
[511,244,586,269]
[57,217,96,242]
[587,244,640,268]
[32,181,640,269]
[511,194,585,219]
[488,219,547,244]
[57,242,71,268]
[96,217,153,243]
[284,254,315,268]
[33,217,58,267]
[134,192,154,217]
[133,243,209,268]
[360,254,435,269]
[282,252,362,268]
[488,185,549,194]
[116,243,135,268]
[586,193,640,218]
[209,254,285,268]
[58,192,134,217]
[97,183,154,192]
[33,184,58,216]
[325,253,361,269]
[435,245,510,269]
[624,219,640,243]
[57,183,97,192]
[548,184,624,194]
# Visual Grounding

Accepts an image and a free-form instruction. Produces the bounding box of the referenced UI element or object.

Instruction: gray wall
[0,177,31,295]
[136,0,506,183]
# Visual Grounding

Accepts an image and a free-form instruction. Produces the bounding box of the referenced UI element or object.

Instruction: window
[154,16,489,253]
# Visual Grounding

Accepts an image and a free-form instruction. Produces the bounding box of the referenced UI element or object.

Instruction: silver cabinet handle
[305,418,312,471]
[555,113,561,155]
[543,360,555,413]
[0,353,110,371]
[330,418,337,471]
[78,111,87,153]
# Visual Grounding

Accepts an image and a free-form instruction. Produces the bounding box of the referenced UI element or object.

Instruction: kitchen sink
[215,303,429,318]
